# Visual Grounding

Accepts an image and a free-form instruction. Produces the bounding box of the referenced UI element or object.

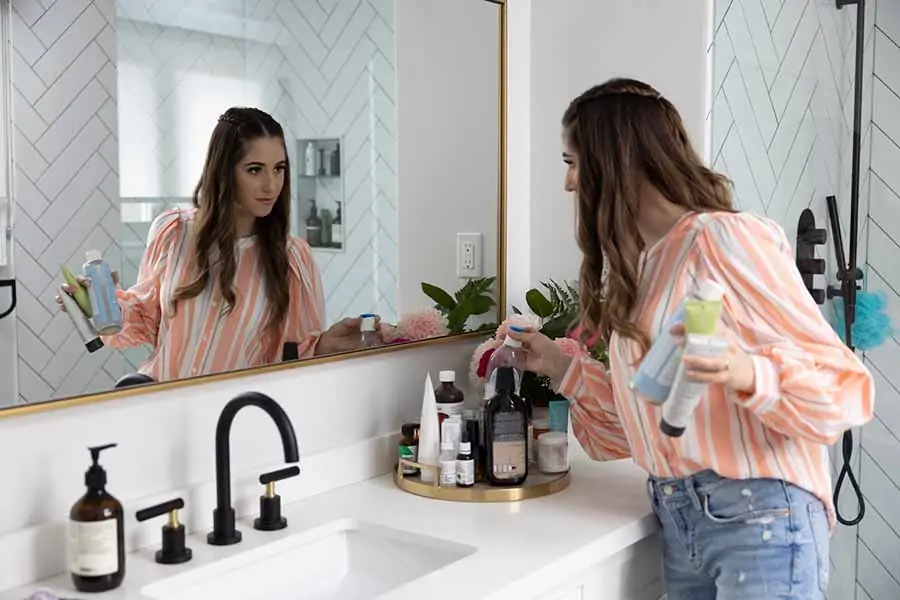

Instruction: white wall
[396,0,500,316]
[506,0,711,304]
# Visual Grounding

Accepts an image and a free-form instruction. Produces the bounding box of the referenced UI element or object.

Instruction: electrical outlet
[457,233,482,278]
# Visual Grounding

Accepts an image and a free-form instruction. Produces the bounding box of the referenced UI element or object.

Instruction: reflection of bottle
[82,250,122,335]
[305,201,322,247]
[332,202,343,247]
[485,366,528,486]
[318,148,326,176]
[59,285,104,353]
[330,145,341,176]
[304,142,316,176]
[320,209,333,246]
[360,313,381,348]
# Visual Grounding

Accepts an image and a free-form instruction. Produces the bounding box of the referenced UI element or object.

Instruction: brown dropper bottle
[69,443,126,592]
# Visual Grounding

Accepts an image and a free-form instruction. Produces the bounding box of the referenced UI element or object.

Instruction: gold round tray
[393,458,571,502]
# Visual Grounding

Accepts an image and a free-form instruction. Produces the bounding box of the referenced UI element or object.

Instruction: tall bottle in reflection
[485,366,528,486]
[304,142,316,176]
[306,200,322,247]
[332,202,343,247]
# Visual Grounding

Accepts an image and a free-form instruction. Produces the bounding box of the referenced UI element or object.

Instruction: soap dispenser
[69,443,125,592]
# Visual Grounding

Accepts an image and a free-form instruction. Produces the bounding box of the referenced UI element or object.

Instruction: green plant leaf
[511,305,522,315]
[525,289,554,318]
[421,282,456,312]
[466,295,496,316]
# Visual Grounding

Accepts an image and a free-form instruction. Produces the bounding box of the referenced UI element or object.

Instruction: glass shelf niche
[295,137,344,253]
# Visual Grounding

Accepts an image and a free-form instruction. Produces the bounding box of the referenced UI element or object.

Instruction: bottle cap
[439,370,456,383]
[360,314,376,332]
[85,249,102,263]
[459,441,471,453]
[659,418,686,438]
[401,422,420,438]
[696,280,725,301]
[537,431,568,446]
[85,443,116,490]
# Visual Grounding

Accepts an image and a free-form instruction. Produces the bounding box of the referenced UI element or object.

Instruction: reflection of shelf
[309,244,343,254]
[298,175,340,180]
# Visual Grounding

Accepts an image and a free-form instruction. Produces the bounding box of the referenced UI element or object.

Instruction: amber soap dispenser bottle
[69,443,126,592]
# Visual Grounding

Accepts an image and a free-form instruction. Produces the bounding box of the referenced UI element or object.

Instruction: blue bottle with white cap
[82,250,122,335]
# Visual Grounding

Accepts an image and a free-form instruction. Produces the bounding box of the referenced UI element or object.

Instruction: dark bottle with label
[306,200,322,247]
[69,444,126,592]
[485,366,528,486]
[435,370,465,428]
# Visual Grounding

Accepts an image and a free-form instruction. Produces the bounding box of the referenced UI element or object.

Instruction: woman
[509,79,873,599]
[58,107,371,381]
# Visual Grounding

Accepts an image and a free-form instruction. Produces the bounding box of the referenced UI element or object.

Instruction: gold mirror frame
[1,0,508,420]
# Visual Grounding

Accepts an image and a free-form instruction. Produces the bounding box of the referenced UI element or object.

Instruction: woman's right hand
[506,328,574,384]
[55,277,90,313]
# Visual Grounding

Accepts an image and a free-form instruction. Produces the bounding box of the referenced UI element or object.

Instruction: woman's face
[563,140,578,193]
[234,136,286,220]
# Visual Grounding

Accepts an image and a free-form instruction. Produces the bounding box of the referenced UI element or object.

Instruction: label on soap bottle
[68,519,118,576]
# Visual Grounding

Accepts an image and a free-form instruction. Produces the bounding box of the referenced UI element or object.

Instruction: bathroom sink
[140,519,475,600]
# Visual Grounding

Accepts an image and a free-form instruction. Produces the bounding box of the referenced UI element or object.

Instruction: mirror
[0,0,505,412]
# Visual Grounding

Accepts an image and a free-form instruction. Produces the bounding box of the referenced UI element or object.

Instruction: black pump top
[495,366,515,396]
[85,443,116,490]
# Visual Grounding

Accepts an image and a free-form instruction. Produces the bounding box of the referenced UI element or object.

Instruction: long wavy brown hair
[562,78,733,353]
[172,107,291,335]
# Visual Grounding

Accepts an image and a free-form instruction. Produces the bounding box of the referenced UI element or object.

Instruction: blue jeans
[648,470,830,599]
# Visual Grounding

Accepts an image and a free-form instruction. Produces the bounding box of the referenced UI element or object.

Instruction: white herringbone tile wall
[7,0,129,405]
[855,2,900,598]
[4,0,399,406]
[707,1,874,598]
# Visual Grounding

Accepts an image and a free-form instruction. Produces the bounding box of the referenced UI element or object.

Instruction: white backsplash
[0,336,481,591]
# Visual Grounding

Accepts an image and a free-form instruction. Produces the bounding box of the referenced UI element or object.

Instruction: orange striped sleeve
[285,237,326,358]
[695,213,875,445]
[556,353,632,460]
[103,210,182,349]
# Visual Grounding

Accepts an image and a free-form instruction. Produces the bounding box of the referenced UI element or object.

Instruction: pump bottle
[69,443,125,592]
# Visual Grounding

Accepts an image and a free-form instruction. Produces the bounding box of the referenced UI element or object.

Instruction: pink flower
[395,308,450,341]
[469,336,502,387]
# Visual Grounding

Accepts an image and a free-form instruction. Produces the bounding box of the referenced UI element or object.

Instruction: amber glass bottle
[485,367,529,486]
[69,443,126,592]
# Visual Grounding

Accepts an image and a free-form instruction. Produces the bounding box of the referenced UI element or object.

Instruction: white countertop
[1,457,658,600]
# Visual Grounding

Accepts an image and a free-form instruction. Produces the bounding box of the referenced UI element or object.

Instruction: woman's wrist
[549,354,575,386]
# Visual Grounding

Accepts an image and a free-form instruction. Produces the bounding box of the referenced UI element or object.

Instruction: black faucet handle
[259,465,300,485]
[135,498,192,565]
[253,466,299,532]
[797,258,826,275]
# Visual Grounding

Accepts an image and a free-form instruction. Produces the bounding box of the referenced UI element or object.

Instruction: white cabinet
[537,533,664,600]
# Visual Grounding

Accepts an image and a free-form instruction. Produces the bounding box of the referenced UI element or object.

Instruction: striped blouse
[103,208,326,381]
[558,211,874,526]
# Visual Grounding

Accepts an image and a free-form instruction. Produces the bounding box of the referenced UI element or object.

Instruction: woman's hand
[506,328,573,384]
[316,315,382,355]
[54,271,119,312]
[670,322,755,394]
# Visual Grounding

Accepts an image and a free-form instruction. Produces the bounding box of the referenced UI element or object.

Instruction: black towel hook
[0,278,15,320]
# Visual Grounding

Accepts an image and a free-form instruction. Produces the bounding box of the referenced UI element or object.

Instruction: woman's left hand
[670,322,756,394]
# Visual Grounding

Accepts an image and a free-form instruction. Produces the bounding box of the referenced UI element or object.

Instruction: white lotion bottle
[417,373,441,483]
[304,142,316,177]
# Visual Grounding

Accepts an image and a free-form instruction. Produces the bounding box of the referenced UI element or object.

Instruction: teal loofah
[831,290,894,351]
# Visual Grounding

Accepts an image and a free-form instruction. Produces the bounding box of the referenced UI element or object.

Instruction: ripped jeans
[648,470,829,599]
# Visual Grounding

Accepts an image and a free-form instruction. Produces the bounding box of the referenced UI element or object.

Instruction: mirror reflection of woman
[57,107,372,381]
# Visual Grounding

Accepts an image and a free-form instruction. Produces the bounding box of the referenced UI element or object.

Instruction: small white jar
[537,432,569,474]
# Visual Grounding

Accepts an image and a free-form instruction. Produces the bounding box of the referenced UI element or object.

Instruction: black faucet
[207,392,300,546]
